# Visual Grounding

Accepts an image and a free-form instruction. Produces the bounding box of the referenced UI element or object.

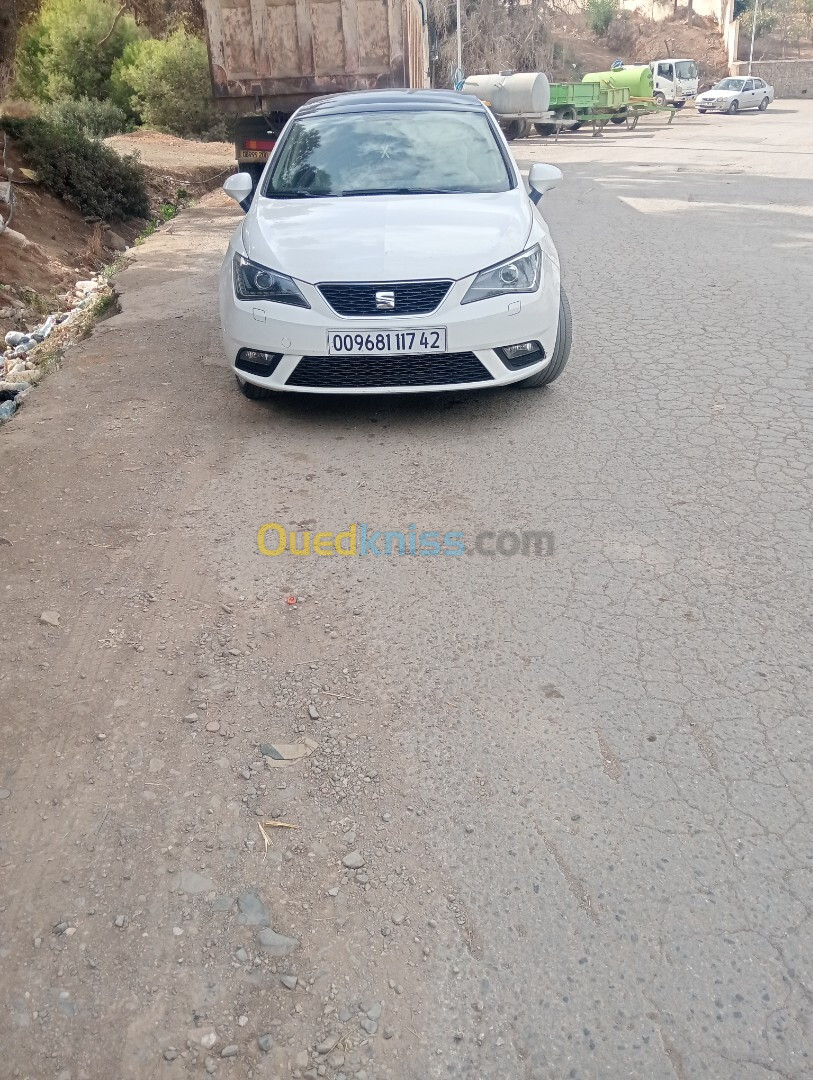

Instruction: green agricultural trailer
[536,67,675,138]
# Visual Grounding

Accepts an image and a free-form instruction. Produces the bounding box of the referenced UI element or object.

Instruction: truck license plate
[326,328,447,355]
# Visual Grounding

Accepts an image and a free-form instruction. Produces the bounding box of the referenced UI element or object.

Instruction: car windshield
[264,109,513,198]
[675,61,697,79]
[716,79,745,91]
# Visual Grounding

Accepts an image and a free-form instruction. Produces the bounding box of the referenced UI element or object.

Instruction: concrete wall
[730,59,813,98]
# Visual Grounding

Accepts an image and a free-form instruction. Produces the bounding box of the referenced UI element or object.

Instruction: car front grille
[286,352,492,389]
[317,280,453,317]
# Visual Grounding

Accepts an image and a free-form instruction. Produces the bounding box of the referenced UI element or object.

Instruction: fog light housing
[496,340,545,370]
[235,348,283,377]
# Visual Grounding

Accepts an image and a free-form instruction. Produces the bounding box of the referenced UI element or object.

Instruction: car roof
[296,89,485,118]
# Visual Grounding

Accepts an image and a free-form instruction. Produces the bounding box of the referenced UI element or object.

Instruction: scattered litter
[259,737,318,767]
[258,819,300,854]
[286,595,297,605]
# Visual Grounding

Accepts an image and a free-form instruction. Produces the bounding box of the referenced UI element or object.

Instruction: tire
[236,374,270,400]
[698,108,707,114]
[727,99,739,114]
[572,121,583,131]
[505,119,529,141]
[518,289,572,389]
[534,122,556,137]
[609,115,626,125]
[673,100,686,109]
[759,96,769,111]
[653,92,666,106]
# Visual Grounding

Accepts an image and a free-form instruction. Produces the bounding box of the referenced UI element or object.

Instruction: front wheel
[727,99,739,114]
[236,374,270,400]
[759,96,769,111]
[653,92,666,106]
[517,289,572,389]
[673,100,686,109]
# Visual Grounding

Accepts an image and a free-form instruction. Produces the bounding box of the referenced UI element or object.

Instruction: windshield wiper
[339,187,459,197]
[267,189,326,199]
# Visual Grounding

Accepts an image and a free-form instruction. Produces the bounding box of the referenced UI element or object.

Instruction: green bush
[113,28,223,139]
[14,0,143,103]
[586,0,619,37]
[0,115,149,221]
[41,96,129,139]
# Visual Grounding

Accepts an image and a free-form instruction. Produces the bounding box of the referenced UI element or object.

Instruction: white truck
[649,59,699,108]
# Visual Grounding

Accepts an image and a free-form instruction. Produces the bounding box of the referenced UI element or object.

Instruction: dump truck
[202,0,430,185]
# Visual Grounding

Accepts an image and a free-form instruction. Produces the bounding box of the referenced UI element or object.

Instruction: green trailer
[536,80,674,137]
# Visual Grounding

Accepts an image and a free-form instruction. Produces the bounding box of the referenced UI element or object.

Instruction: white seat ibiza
[219,90,571,396]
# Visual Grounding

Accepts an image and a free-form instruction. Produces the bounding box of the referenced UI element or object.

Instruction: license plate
[239,150,269,161]
[326,328,447,355]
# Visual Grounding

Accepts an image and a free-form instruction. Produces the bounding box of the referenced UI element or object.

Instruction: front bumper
[219,257,561,394]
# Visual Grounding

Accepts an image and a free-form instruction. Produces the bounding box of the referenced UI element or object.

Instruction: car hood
[700,89,736,99]
[242,191,533,284]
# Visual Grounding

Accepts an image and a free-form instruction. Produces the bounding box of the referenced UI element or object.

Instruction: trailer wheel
[517,289,572,389]
[572,121,584,131]
[610,114,626,125]
[653,91,666,106]
[534,122,557,137]
[505,119,529,140]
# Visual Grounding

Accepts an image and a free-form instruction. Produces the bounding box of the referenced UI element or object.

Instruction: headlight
[462,245,542,305]
[233,252,310,308]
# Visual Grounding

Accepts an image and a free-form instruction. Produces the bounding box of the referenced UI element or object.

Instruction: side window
[743,79,754,91]
[658,63,673,79]
[755,79,765,89]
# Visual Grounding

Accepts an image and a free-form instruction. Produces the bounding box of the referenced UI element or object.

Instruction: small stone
[367,1003,382,1021]
[383,1028,395,1040]
[172,926,183,936]
[316,1038,336,1055]
[113,915,126,928]
[380,926,391,937]
[239,768,251,780]
[200,1032,218,1050]
[238,1015,248,1027]
[183,712,199,723]
[205,1060,217,1075]
[179,870,215,894]
[327,887,339,897]
[360,1018,378,1035]
[206,721,220,733]
[342,851,364,870]
[0,789,11,800]
[163,1047,178,1061]
[39,610,60,627]
[54,922,68,935]
[280,974,298,990]
[465,824,475,834]
[355,873,369,885]
[237,890,271,927]
[97,733,107,741]
[234,948,248,963]
[220,1044,238,1057]
[258,1034,273,1053]
[391,912,405,926]
[308,704,320,719]
[257,927,299,955]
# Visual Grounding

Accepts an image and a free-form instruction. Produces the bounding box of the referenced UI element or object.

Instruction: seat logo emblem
[375,291,396,310]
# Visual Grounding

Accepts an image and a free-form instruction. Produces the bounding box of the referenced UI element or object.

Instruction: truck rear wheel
[534,122,556,137]
[504,119,529,140]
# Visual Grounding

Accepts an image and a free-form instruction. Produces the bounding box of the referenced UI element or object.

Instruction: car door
[742,78,756,109]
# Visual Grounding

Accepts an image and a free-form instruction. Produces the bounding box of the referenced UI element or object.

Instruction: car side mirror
[528,163,563,205]
[224,172,255,210]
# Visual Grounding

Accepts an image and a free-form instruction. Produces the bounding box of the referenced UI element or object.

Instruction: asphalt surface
[1,102,811,1080]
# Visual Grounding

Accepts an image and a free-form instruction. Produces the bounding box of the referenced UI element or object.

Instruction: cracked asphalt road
[1,103,811,1080]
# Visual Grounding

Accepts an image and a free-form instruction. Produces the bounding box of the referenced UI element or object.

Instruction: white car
[696,77,774,115]
[219,90,570,396]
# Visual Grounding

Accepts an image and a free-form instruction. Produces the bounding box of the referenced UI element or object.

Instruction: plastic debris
[259,737,318,767]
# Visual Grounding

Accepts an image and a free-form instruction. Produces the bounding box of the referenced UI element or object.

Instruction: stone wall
[730,59,813,98]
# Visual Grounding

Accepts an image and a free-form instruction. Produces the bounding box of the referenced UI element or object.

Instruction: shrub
[0,114,149,221]
[586,0,619,37]
[14,0,143,103]
[113,28,222,139]
[41,96,129,139]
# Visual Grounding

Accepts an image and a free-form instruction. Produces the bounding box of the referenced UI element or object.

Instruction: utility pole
[748,0,759,73]
[456,0,462,75]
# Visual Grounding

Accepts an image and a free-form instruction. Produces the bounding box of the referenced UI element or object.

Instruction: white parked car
[696,77,774,114]
[219,90,570,396]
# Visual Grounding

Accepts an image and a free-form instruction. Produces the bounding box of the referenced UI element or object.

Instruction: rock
[327,887,339,897]
[234,948,248,963]
[39,610,60,627]
[360,1018,378,1035]
[367,1003,382,1021]
[258,1034,274,1053]
[178,870,215,894]
[206,721,220,733]
[220,1044,238,1058]
[113,915,126,928]
[0,789,10,800]
[4,331,27,347]
[182,712,199,723]
[257,927,299,956]
[280,974,298,990]
[308,703,320,719]
[0,400,18,423]
[163,1047,178,1061]
[238,1015,248,1027]
[391,912,405,926]
[200,1032,218,1050]
[237,890,271,927]
[205,1060,217,1075]
[316,1038,336,1054]
[342,851,365,870]
[355,872,369,885]
[383,1028,395,1040]
[104,229,128,252]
